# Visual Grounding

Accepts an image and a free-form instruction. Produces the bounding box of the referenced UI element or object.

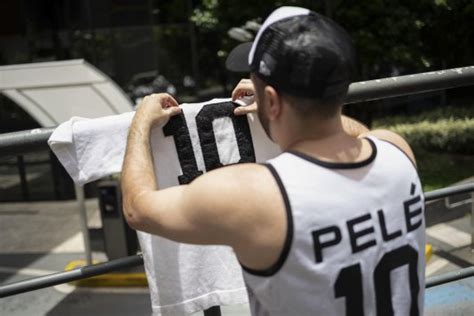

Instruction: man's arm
[121,93,181,229]
[121,93,223,243]
[121,93,226,243]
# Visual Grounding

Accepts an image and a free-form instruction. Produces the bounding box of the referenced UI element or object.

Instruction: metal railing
[426,266,474,288]
[1,66,474,158]
[425,182,474,201]
[346,66,474,104]
[1,66,474,309]
[0,255,144,298]
[0,127,55,158]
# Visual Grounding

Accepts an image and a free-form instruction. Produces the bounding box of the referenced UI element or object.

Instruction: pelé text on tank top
[312,183,423,263]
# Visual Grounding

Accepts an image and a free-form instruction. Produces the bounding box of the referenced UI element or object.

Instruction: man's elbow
[122,195,146,231]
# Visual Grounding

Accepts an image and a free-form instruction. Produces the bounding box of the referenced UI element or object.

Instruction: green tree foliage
[420,0,474,70]
[189,0,474,82]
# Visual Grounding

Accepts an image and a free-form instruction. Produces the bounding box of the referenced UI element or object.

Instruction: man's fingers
[232,89,254,101]
[234,107,244,115]
[231,90,239,101]
[231,88,244,101]
[232,86,254,97]
[234,103,257,116]
[149,93,179,108]
[231,79,255,101]
[163,95,179,108]
[167,106,182,116]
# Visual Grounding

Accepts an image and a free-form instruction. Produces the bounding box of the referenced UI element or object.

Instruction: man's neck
[278,114,348,151]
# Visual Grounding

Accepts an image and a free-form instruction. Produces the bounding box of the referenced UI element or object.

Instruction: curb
[426,243,433,262]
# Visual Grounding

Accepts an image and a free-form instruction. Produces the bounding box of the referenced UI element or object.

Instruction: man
[122,6,425,316]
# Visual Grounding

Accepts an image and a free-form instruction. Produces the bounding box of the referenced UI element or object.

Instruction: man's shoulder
[361,129,417,167]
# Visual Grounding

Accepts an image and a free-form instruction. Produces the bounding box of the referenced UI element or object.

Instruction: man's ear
[264,86,282,120]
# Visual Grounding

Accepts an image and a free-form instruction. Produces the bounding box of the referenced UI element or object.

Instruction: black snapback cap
[226,6,356,100]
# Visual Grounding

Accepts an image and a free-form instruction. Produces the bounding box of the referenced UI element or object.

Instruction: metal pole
[425,266,474,288]
[49,151,61,199]
[1,251,471,298]
[0,254,143,298]
[17,155,30,200]
[75,184,93,265]
[424,182,474,202]
[0,127,55,158]
[346,66,474,104]
[471,192,474,250]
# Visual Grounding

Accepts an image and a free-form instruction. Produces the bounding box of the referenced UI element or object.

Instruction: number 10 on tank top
[163,101,256,184]
[314,186,423,316]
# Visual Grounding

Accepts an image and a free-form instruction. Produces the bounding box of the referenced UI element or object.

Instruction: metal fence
[1,66,474,312]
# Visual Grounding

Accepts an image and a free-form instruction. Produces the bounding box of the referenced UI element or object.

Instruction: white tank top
[242,136,425,316]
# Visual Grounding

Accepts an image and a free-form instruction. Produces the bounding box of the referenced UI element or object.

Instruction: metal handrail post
[471,192,474,250]
[0,127,55,157]
[1,252,471,297]
[425,266,474,288]
[0,254,143,298]
[424,182,474,202]
[346,66,474,104]
[75,184,93,265]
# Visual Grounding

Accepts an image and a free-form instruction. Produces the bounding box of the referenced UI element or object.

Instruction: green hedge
[373,106,474,126]
[414,149,474,191]
[388,118,474,154]
[373,106,474,155]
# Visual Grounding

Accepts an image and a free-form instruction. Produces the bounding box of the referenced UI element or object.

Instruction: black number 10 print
[163,101,256,184]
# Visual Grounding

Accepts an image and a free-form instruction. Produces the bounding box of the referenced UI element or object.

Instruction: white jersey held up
[243,136,425,316]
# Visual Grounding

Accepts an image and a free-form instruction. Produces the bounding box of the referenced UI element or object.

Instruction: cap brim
[225,42,253,72]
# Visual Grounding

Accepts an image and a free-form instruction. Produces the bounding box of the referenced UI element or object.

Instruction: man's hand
[232,79,258,116]
[135,93,181,127]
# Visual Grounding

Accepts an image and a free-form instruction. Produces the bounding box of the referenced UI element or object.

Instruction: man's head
[226,6,356,139]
